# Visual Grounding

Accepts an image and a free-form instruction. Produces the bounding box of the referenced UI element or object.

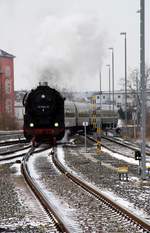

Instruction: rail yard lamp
[106,64,111,111]
[109,48,115,128]
[120,32,127,138]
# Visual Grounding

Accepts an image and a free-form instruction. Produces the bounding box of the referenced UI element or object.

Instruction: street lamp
[99,70,102,110]
[120,32,127,138]
[106,64,111,110]
[109,47,115,128]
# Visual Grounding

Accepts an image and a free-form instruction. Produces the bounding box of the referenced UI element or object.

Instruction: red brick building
[0,49,15,117]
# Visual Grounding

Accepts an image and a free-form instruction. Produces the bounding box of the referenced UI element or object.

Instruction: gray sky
[0,0,149,91]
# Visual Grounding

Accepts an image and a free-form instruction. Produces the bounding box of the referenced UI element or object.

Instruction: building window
[117,103,121,108]
[5,66,11,78]
[5,79,11,94]
[103,96,105,99]
[5,99,12,113]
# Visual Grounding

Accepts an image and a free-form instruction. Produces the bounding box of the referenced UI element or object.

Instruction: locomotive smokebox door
[135,150,141,160]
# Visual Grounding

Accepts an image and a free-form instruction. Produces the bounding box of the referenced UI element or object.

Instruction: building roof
[0,49,15,58]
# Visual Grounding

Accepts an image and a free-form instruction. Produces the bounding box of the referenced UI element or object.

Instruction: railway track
[87,134,150,163]
[1,137,149,232]
[0,141,31,162]
[102,135,150,155]
[21,146,74,233]
[53,146,150,232]
[0,130,24,141]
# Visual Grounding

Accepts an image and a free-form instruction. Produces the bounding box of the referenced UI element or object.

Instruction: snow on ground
[0,148,29,165]
[28,150,81,233]
[57,146,150,224]
[102,147,150,167]
[102,147,139,165]
[10,163,22,176]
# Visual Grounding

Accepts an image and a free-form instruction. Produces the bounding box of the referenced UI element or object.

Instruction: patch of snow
[28,149,81,233]
[0,156,23,165]
[101,190,150,224]
[10,163,22,176]
[57,146,150,224]
[102,147,139,165]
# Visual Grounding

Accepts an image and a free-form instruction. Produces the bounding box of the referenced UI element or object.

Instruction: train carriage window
[65,108,75,117]
[78,113,89,117]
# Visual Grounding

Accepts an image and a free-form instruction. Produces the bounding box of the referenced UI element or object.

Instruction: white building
[95,90,136,111]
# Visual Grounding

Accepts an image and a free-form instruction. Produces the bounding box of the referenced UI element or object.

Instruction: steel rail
[21,148,72,233]
[0,144,31,156]
[89,135,150,156]
[53,151,150,232]
[0,138,26,146]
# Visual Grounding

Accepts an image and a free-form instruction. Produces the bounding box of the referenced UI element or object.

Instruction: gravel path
[0,162,58,233]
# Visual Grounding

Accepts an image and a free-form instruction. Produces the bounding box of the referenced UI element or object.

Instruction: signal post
[96,122,101,155]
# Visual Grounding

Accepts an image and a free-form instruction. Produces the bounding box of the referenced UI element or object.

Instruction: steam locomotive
[23,82,65,145]
[23,82,118,145]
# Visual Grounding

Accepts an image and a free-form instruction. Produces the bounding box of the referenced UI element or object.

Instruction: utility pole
[99,71,102,110]
[140,0,146,179]
[120,32,128,138]
[106,64,111,110]
[135,71,139,135]
[109,48,115,128]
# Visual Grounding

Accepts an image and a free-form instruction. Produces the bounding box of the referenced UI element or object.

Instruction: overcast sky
[0,0,149,91]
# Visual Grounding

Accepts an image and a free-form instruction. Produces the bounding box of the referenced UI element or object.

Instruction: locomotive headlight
[54,122,59,127]
[41,94,45,98]
[30,123,34,127]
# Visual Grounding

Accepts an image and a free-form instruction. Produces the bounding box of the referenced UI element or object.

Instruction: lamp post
[106,64,111,110]
[99,70,102,110]
[140,0,146,179]
[120,32,127,138]
[109,48,115,128]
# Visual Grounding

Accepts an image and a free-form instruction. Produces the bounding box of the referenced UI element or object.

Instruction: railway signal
[117,165,128,181]
[83,122,88,153]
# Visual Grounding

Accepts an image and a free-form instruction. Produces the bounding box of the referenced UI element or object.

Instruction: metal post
[99,71,102,110]
[140,0,146,179]
[135,71,139,135]
[120,32,127,138]
[106,64,111,110]
[84,125,87,152]
[109,48,115,128]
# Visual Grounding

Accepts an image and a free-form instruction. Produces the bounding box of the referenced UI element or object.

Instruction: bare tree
[120,66,150,137]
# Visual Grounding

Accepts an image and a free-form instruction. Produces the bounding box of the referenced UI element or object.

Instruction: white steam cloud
[32,14,107,91]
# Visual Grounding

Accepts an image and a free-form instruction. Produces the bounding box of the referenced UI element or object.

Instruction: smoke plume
[33,14,107,91]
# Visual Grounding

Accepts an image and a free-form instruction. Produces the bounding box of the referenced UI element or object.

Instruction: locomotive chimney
[39,81,48,86]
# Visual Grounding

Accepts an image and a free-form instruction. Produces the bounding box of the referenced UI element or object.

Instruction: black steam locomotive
[23,82,65,145]
[23,82,119,146]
